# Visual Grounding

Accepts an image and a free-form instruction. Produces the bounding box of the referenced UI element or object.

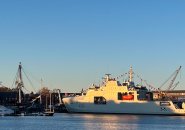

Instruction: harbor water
[1,113,185,130]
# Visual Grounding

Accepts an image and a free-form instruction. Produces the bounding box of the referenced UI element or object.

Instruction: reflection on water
[82,114,140,130]
[0,113,185,130]
[63,114,185,130]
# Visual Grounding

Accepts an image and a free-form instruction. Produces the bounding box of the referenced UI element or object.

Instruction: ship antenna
[105,74,111,81]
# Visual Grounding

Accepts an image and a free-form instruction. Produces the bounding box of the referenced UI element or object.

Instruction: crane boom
[171,81,180,90]
[167,66,181,90]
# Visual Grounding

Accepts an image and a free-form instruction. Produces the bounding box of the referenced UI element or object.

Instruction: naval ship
[62,67,185,115]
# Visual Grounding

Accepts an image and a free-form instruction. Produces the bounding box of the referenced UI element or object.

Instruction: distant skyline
[0,1,185,92]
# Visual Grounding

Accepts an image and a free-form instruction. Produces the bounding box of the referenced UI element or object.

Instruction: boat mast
[57,89,62,105]
[46,96,47,110]
[128,66,133,82]
[50,91,52,112]
[16,62,24,104]
[40,78,43,104]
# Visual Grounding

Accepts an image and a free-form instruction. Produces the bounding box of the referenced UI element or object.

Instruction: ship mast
[49,91,52,112]
[40,78,43,104]
[16,62,24,104]
[128,66,134,82]
[57,89,62,105]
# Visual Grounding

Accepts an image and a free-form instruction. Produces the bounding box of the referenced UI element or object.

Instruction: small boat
[43,109,54,116]
[122,94,134,100]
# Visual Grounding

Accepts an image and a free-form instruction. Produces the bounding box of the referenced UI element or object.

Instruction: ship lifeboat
[122,95,134,100]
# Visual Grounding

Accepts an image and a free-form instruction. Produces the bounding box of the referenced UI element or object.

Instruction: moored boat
[63,67,185,115]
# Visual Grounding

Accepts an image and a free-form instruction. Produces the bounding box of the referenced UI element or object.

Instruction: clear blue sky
[0,0,185,92]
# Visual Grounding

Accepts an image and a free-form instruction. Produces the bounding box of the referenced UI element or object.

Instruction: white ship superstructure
[63,67,185,115]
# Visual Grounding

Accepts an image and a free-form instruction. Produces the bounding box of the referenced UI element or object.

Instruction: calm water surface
[1,113,185,130]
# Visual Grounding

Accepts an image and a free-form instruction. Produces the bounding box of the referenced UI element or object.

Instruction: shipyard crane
[167,66,181,91]
[136,74,169,100]
[171,81,180,90]
[160,66,182,100]
[158,66,181,91]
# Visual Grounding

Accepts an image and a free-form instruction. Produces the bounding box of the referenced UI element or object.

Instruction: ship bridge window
[160,102,171,106]
[118,92,122,100]
[122,83,128,86]
[117,81,122,86]
[94,96,106,104]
